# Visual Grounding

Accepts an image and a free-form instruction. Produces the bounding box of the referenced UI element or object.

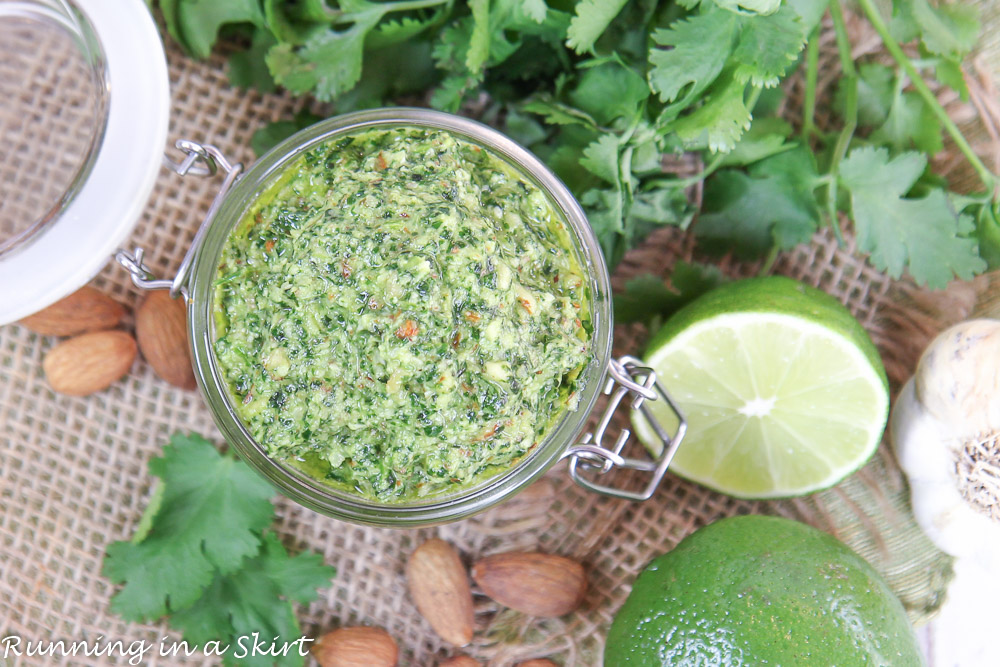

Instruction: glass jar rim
[187,108,614,527]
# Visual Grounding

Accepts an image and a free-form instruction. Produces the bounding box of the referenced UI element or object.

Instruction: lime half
[633,276,888,498]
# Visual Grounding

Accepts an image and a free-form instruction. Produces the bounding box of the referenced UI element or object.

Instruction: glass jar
[119,108,685,527]
[0,0,169,324]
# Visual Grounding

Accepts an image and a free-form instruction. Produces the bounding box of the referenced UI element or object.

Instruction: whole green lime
[605,515,924,666]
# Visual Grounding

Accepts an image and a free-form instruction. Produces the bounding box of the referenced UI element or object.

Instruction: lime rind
[645,276,888,391]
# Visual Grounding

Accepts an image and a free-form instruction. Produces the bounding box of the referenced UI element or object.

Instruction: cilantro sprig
[103,433,334,667]
[155,0,999,288]
[614,261,727,330]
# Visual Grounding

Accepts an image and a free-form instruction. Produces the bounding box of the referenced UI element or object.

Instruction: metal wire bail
[114,140,243,299]
[562,355,688,501]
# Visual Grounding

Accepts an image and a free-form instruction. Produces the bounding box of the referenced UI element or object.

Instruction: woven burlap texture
[5,6,1000,664]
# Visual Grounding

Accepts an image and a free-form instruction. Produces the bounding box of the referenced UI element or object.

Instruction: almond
[439,656,481,667]
[516,660,558,667]
[407,538,474,646]
[471,552,586,618]
[43,330,137,396]
[311,627,397,667]
[135,291,197,390]
[19,286,125,336]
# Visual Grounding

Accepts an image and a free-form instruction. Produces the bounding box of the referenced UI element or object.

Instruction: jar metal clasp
[115,140,243,300]
[562,355,687,501]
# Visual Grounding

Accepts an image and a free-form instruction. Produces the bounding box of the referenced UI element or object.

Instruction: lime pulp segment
[634,312,889,498]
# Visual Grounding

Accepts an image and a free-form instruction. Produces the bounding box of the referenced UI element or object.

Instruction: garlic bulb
[890,319,1000,566]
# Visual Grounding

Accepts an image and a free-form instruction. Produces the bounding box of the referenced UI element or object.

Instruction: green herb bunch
[158,0,999,288]
[103,433,334,667]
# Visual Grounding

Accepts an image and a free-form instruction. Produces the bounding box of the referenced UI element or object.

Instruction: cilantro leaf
[668,69,752,153]
[566,0,629,54]
[648,8,739,108]
[836,63,894,127]
[365,12,444,50]
[580,133,624,185]
[176,0,264,59]
[431,0,567,109]
[582,187,627,262]
[431,74,476,112]
[871,91,943,154]
[731,5,806,88]
[522,97,599,128]
[105,539,217,623]
[717,117,793,167]
[715,0,781,14]
[580,133,629,262]
[649,1,804,111]
[158,0,185,53]
[519,0,547,24]
[839,147,986,288]
[583,183,692,269]
[614,262,726,325]
[975,203,1000,269]
[333,39,437,111]
[785,0,827,32]
[466,0,491,73]
[432,15,473,73]
[889,0,921,43]
[590,0,659,62]
[288,0,340,23]
[697,146,821,256]
[103,433,276,622]
[569,61,649,125]
[229,27,278,93]
[933,58,969,101]
[909,0,979,59]
[652,3,808,152]
[263,0,327,45]
[147,434,276,570]
[252,533,336,603]
[251,110,324,157]
[267,8,384,102]
[545,142,601,195]
[628,187,695,232]
[170,533,333,667]
[504,107,548,147]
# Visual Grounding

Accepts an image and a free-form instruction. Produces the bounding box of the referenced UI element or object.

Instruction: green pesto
[213,127,591,502]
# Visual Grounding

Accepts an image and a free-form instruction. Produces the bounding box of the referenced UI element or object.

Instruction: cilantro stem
[669,153,726,188]
[802,27,820,139]
[824,0,856,247]
[324,0,448,27]
[384,0,450,12]
[854,0,999,197]
[828,0,856,77]
[759,245,779,276]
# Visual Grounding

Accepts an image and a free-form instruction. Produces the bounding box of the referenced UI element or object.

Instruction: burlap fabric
[3,6,999,665]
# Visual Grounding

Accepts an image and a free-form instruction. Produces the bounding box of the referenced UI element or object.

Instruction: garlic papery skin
[890,319,1000,569]
[914,319,1000,437]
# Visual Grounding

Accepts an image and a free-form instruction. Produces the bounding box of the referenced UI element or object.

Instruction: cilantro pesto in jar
[213,127,591,502]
